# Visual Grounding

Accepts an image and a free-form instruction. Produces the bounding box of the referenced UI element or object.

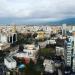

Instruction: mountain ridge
[0,18,75,25]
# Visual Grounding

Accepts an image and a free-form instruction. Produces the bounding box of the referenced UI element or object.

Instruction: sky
[0,0,75,21]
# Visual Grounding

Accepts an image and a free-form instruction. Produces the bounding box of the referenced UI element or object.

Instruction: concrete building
[62,24,67,36]
[0,25,17,44]
[36,31,45,40]
[0,32,17,44]
[10,44,39,62]
[0,43,10,51]
[56,46,64,56]
[64,29,75,72]
[72,58,75,72]
[4,56,17,70]
[47,39,56,45]
[65,37,73,67]
[72,31,75,72]
[43,59,55,73]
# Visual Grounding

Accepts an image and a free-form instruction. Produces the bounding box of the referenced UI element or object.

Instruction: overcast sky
[0,0,75,20]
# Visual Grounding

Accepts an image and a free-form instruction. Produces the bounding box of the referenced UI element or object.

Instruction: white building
[47,39,56,45]
[65,38,73,66]
[43,59,55,73]
[65,36,73,66]
[72,58,75,72]
[72,31,75,72]
[0,32,17,44]
[10,44,39,61]
[4,56,17,70]
[62,24,67,36]
[56,46,64,56]
[0,43,10,51]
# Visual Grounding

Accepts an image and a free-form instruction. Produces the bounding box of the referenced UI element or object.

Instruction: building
[64,29,75,72]
[0,32,17,44]
[43,59,55,73]
[47,39,56,45]
[51,27,59,34]
[36,31,45,40]
[72,31,75,72]
[0,25,17,44]
[72,58,75,72]
[0,43,10,51]
[62,24,67,36]
[66,42,72,66]
[4,56,17,70]
[56,46,64,56]
[10,44,39,62]
[65,37,73,67]
[12,25,17,33]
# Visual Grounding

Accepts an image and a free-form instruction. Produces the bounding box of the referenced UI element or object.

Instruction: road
[9,45,19,52]
[58,69,63,75]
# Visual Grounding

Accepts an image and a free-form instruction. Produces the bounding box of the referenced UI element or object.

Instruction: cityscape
[0,24,74,75]
[0,0,75,75]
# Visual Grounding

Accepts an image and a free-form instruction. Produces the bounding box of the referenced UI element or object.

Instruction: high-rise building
[72,31,75,72]
[66,42,72,66]
[65,37,73,67]
[62,24,67,36]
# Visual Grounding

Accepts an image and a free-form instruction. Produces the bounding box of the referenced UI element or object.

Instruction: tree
[18,45,24,52]
[33,33,37,38]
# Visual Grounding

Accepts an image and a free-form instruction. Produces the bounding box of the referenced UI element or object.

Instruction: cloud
[0,0,75,19]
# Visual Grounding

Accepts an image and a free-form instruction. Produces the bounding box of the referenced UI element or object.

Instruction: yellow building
[36,31,45,40]
[12,25,16,33]
[52,27,59,34]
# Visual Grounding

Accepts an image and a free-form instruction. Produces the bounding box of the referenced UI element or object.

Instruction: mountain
[60,18,75,24]
[0,17,75,25]
[47,18,75,25]
[0,18,49,25]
